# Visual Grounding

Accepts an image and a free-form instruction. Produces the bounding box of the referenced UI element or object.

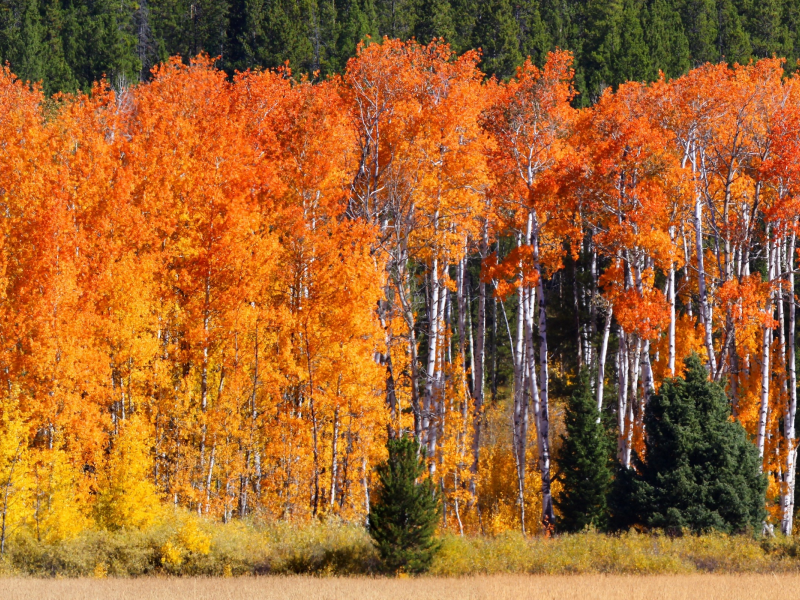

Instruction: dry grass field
[1,574,800,600]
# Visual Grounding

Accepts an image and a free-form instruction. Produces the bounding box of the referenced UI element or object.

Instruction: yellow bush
[161,540,183,568]
[178,516,212,555]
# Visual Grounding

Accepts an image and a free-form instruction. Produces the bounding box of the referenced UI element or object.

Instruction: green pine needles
[368,436,440,574]
[555,370,614,532]
[614,353,766,534]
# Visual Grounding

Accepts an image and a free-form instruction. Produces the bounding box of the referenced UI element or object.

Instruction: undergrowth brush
[2,514,800,576]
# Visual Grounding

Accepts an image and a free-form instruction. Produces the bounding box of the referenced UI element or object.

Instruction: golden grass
[2,574,800,600]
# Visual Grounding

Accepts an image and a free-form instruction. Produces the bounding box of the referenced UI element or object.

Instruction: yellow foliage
[95,415,162,531]
[29,446,90,543]
[178,515,212,555]
[0,405,33,547]
[161,540,184,567]
[92,562,108,578]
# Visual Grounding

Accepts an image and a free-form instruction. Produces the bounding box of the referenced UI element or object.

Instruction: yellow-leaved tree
[95,415,162,530]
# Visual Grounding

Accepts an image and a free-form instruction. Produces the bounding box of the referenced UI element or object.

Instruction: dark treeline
[1,0,800,99]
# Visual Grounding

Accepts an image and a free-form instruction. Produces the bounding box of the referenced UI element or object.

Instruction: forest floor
[1,574,799,600]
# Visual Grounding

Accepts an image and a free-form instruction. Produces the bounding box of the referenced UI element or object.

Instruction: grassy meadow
[2,574,800,600]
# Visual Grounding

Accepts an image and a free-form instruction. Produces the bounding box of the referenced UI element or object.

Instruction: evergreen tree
[331,0,378,71]
[580,0,622,100]
[613,354,766,533]
[682,0,718,65]
[413,0,455,44]
[613,0,650,83]
[375,0,416,40]
[449,0,477,53]
[39,0,77,94]
[369,436,440,574]
[472,0,522,78]
[515,0,551,66]
[785,0,800,69]
[149,0,229,66]
[645,0,690,78]
[0,0,45,85]
[554,370,613,533]
[716,0,751,63]
[747,0,789,58]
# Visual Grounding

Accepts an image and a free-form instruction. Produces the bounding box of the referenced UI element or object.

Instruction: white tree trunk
[695,193,716,372]
[757,235,773,465]
[783,231,797,535]
[596,305,613,415]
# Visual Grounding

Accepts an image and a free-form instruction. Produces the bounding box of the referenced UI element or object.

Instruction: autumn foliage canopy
[1,39,800,541]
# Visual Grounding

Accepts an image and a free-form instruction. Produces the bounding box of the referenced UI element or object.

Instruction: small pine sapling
[368,436,440,574]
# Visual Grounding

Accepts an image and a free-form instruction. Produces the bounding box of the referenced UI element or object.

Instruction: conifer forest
[4,1,800,563]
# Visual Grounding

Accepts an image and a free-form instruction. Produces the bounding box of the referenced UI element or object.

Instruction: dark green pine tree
[38,0,77,94]
[149,0,230,66]
[329,0,378,72]
[746,0,789,58]
[56,0,142,91]
[554,370,613,533]
[375,0,416,40]
[715,0,751,63]
[580,0,622,101]
[230,0,315,71]
[0,0,45,84]
[413,0,455,44]
[682,0,718,65]
[785,0,800,69]
[472,0,522,78]
[538,0,571,49]
[612,353,766,533]
[515,0,551,66]
[448,0,477,53]
[369,436,440,574]
[645,0,690,79]
[613,0,651,83]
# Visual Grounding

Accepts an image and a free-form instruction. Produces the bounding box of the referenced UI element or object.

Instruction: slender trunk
[470,224,487,502]
[329,405,340,510]
[532,223,554,531]
[0,441,23,556]
[423,260,440,452]
[695,192,716,372]
[573,256,583,370]
[596,305,613,415]
[512,273,527,533]
[617,331,630,467]
[783,231,797,535]
[379,298,399,437]
[668,257,676,376]
[757,234,774,465]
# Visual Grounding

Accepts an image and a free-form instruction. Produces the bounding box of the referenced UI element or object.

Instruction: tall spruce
[0,0,45,85]
[613,0,650,83]
[369,436,440,574]
[555,370,613,532]
[682,0,719,65]
[612,354,766,533]
[716,0,751,63]
[645,0,690,78]
[413,0,455,44]
[516,0,551,66]
[472,0,522,78]
[747,0,789,58]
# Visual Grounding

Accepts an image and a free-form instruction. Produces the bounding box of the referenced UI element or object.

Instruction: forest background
[3,0,800,578]
[2,0,800,100]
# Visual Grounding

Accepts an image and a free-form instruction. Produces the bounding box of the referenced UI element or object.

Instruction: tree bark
[783,231,797,535]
